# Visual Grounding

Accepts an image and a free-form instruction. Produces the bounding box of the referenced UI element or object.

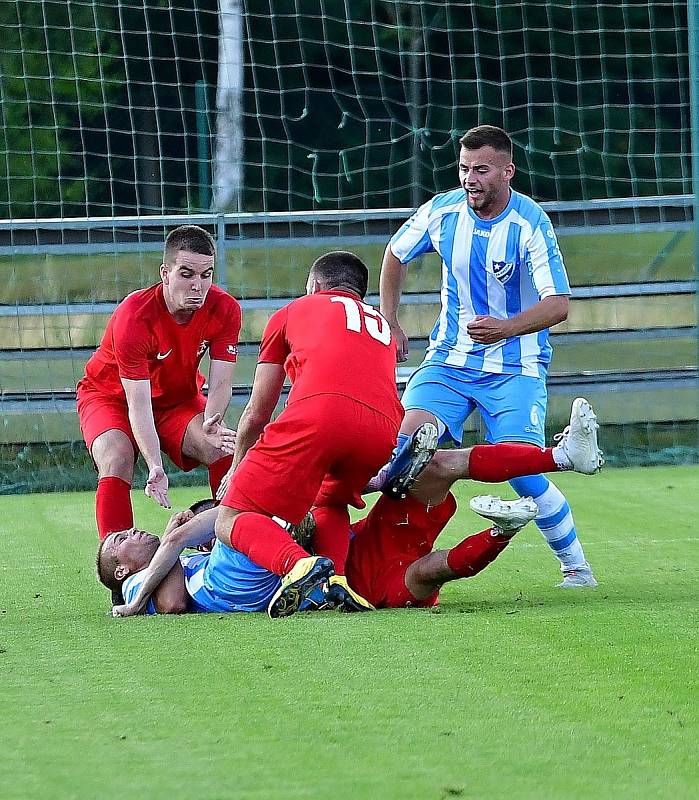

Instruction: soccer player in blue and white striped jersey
[380,125,596,588]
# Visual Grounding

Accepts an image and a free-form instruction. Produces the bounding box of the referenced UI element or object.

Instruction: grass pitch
[1,466,697,800]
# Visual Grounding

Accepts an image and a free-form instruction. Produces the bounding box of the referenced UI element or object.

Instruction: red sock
[445,528,510,577]
[468,443,557,482]
[310,505,350,574]
[229,512,311,575]
[208,455,233,498]
[95,477,133,539]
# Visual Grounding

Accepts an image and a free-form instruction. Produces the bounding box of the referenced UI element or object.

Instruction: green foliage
[1,469,697,799]
[0,0,123,217]
[0,1,690,215]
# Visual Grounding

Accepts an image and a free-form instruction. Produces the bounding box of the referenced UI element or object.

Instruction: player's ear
[114,564,130,581]
[504,162,515,181]
[160,263,169,283]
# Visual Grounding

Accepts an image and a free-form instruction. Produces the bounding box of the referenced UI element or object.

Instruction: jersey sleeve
[389,200,435,263]
[209,294,243,362]
[121,571,157,615]
[111,306,154,381]
[525,212,571,298]
[258,307,289,364]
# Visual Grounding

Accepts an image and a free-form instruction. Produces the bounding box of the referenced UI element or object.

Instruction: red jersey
[79,283,241,409]
[258,290,402,421]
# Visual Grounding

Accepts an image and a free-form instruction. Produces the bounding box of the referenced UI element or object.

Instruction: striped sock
[509,475,586,571]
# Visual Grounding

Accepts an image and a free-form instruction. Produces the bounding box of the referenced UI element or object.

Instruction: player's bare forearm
[467,295,569,344]
[121,380,162,470]
[379,247,410,361]
[508,295,568,336]
[378,246,407,325]
[232,362,286,468]
[205,359,235,420]
[231,404,269,469]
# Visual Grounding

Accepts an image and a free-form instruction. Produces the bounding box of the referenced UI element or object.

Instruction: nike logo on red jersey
[156,349,173,360]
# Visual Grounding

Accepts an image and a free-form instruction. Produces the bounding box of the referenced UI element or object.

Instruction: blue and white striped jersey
[122,541,281,614]
[390,188,571,378]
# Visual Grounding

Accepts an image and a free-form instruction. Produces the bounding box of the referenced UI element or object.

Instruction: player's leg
[480,375,598,587]
[403,496,538,601]
[79,391,138,538]
[396,397,602,508]
[215,505,333,618]
[174,406,234,499]
[309,504,351,573]
[366,362,474,492]
[90,428,137,539]
[343,492,457,609]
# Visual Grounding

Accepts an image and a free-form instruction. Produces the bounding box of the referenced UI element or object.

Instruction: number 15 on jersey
[331,295,392,345]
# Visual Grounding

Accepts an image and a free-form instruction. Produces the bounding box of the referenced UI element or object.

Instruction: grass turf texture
[1,467,697,799]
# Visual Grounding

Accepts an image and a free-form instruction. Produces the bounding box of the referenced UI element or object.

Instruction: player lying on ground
[98,398,602,616]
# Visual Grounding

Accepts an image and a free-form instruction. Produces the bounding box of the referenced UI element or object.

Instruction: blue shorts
[401,362,547,447]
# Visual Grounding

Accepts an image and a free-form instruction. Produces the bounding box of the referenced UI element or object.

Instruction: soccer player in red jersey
[104,395,603,617]
[77,225,242,539]
[215,250,404,616]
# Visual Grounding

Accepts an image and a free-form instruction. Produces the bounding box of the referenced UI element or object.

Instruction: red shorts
[221,394,401,525]
[346,493,457,609]
[77,387,206,471]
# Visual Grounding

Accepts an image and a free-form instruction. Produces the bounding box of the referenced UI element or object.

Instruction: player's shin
[467,443,557,482]
[229,511,311,576]
[95,476,133,539]
[445,529,511,578]
[310,505,351,574]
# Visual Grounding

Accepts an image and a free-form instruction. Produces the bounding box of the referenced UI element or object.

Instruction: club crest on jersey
[492,260,516,284]
[196,340,209,357]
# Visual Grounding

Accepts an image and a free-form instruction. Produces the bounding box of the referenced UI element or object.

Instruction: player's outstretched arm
[203,359,237,454]
[112,507,220,617]
[121,377,171,508]
[379,245,409,362]
[231,362,286,469]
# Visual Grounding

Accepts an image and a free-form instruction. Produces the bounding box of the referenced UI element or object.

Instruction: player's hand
[203,413,237,455]
[145,465,171,509]
[390,322,409,363]
[111,603,139,618]
[466,315,513,345]
[215,462,235,502]
[164,508,194,536]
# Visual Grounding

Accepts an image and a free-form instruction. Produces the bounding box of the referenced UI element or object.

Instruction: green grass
[1,466,698,799]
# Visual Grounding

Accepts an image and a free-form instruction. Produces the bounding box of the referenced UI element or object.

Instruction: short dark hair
[189,498,216,515]
[96,536,122,593]
[459,125,513,158]
[163,224,216,266]
[310,251,369,299]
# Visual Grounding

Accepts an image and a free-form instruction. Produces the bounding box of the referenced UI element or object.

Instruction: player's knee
[92,433,134,480]
[405,550,452,600]
[214,508,237,546]
[400,409,437,436]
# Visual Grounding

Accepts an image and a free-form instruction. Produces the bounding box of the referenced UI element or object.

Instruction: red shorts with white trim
[77,387,206,471]
[346,493,457,609]
[221,394,401,525]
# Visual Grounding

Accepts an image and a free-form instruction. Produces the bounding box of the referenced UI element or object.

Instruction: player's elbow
[549,295,569,324]
[157,596,188,614]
